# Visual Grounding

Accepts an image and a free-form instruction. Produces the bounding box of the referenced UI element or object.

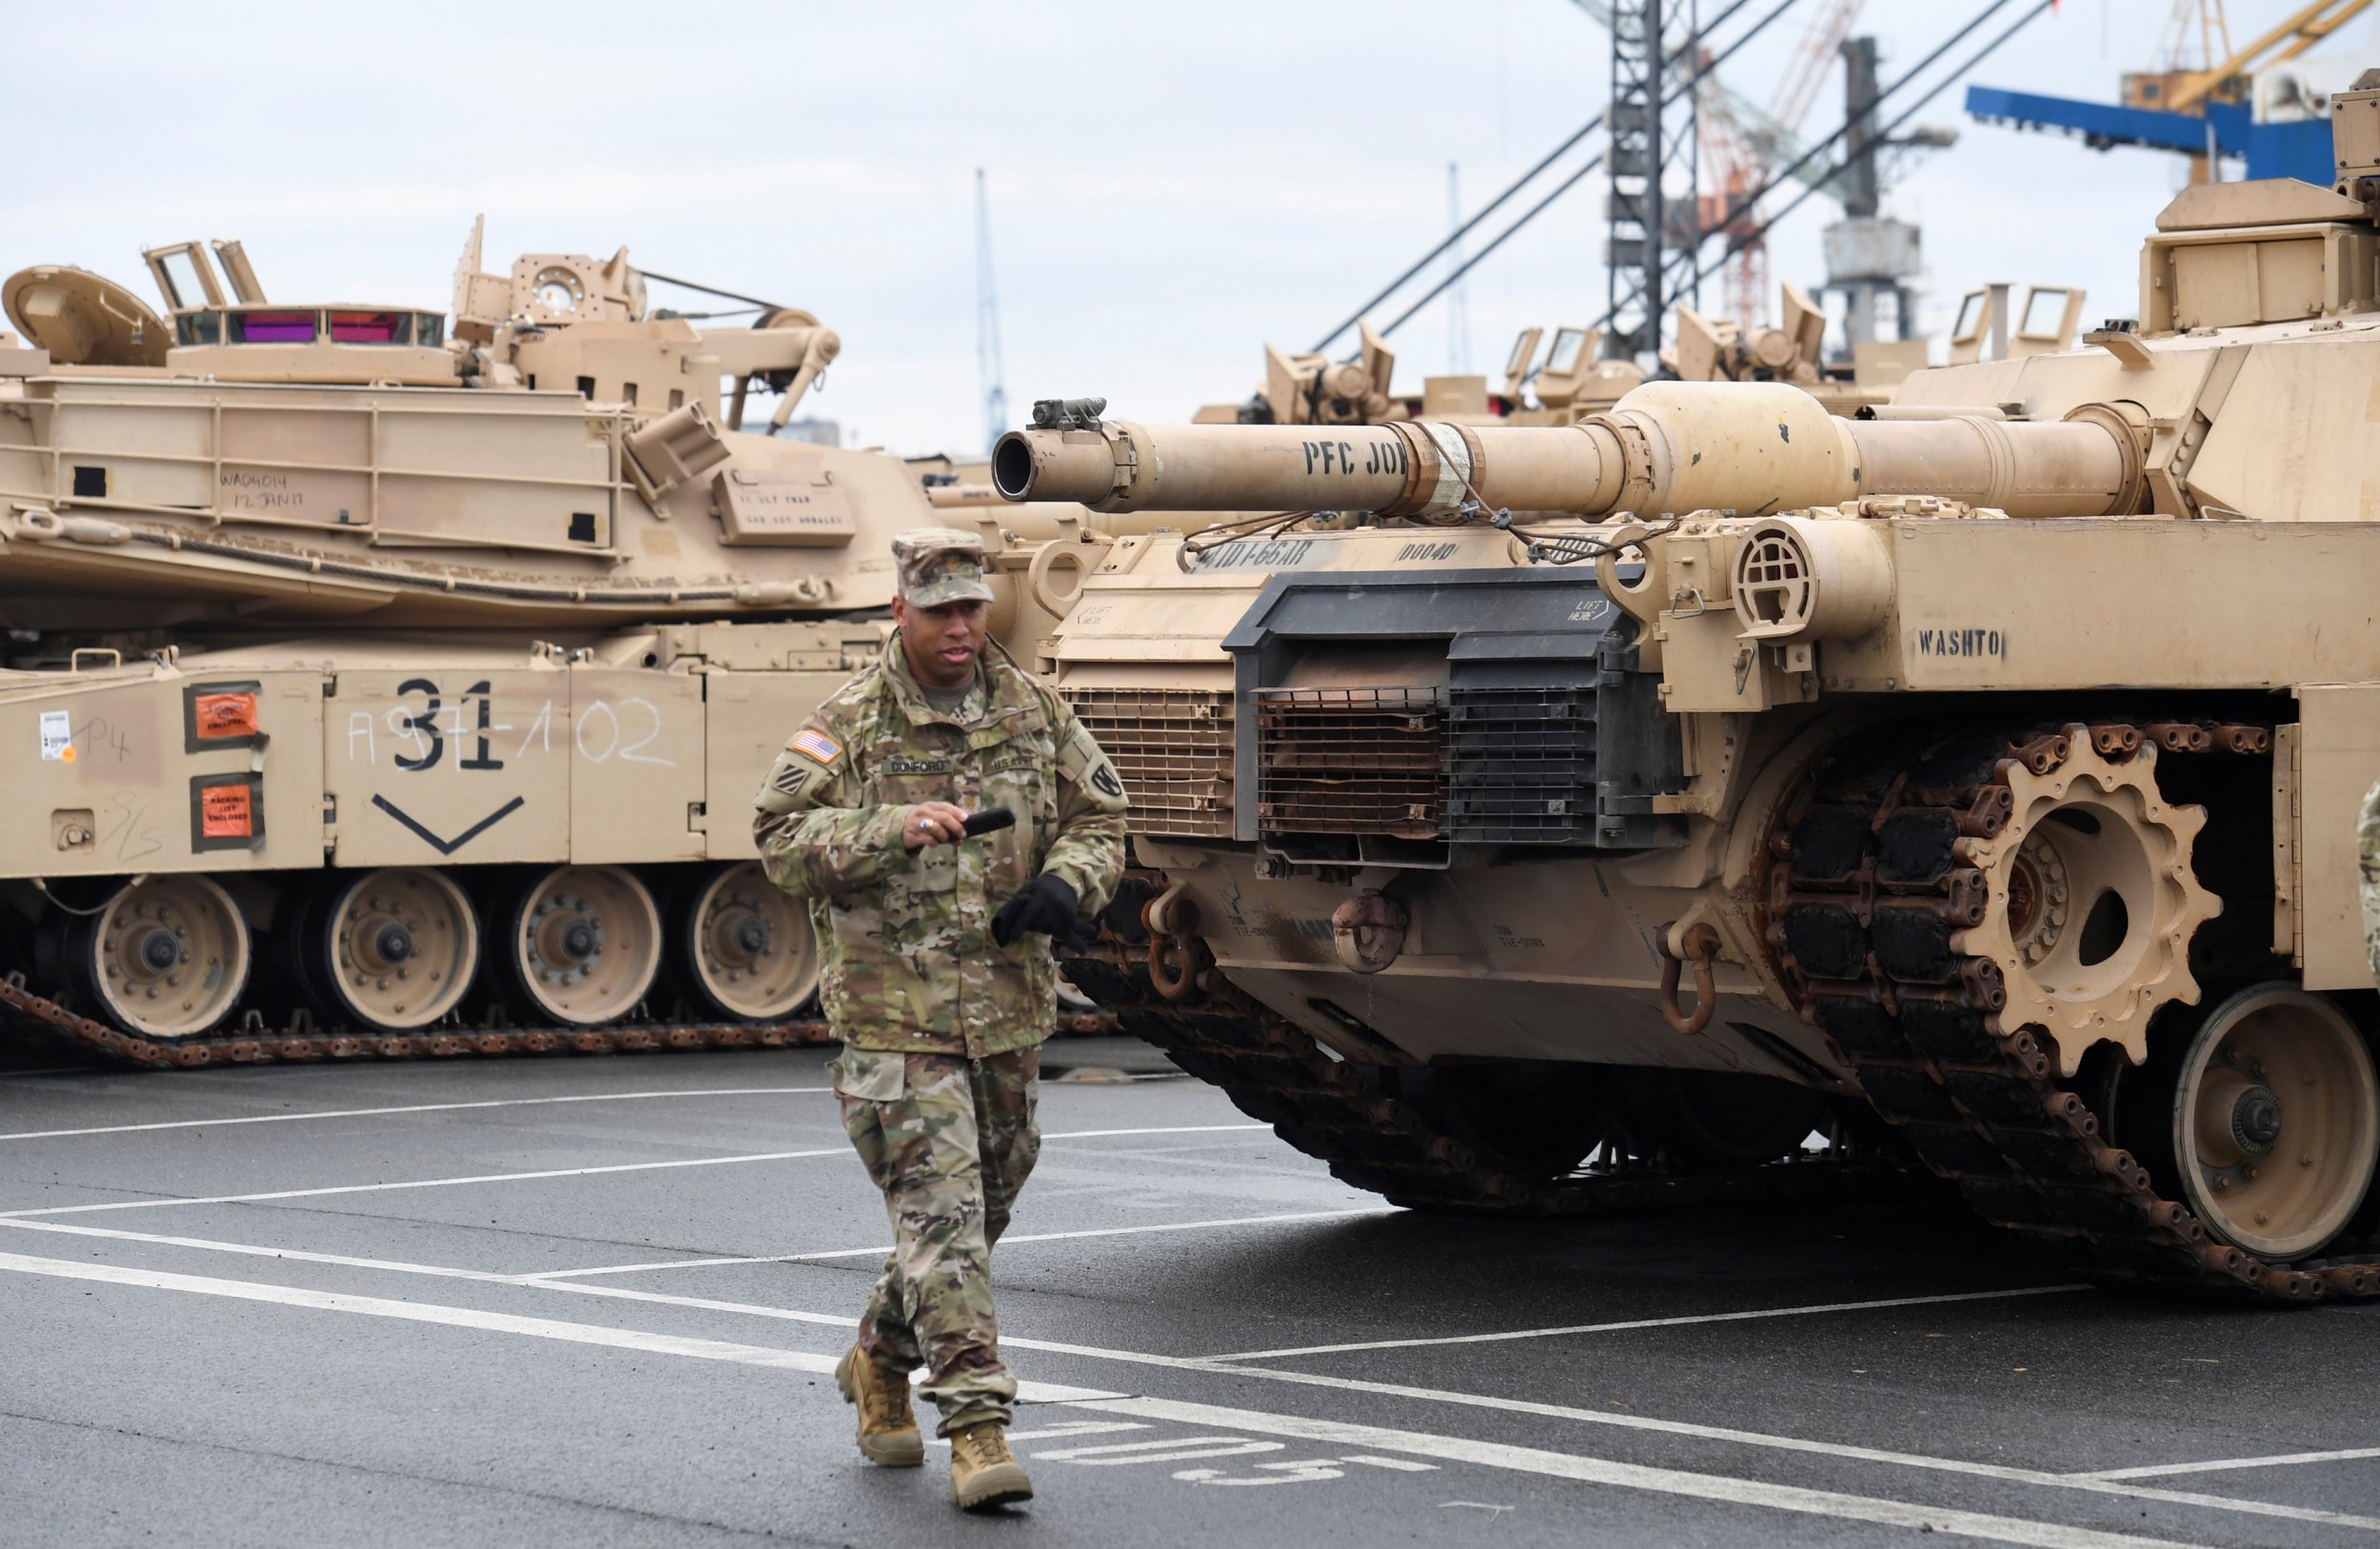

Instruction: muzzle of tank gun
[992,383,2147,522]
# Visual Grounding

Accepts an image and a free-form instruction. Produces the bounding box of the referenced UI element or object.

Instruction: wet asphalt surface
[1,1032,2375,1548]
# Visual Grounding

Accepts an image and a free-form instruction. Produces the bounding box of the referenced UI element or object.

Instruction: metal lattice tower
[974,168,1008,455]
[1603,0,1697,362]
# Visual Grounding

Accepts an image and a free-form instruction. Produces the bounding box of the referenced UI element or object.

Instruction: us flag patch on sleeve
[790,728,843,765]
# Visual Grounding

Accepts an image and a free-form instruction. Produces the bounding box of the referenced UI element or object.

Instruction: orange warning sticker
[193,692,260,741]
[199,784,253,839]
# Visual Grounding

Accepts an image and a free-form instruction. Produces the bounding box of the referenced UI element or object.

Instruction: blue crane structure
[1965,84,2334,183]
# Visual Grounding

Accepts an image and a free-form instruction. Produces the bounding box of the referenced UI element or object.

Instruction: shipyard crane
[1688,0,1865,324]
[1967,0,2370,185]
[2126,0,2369,113]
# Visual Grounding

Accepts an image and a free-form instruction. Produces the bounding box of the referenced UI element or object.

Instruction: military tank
[989,76,2380,1300]
[0,226,1121,1065]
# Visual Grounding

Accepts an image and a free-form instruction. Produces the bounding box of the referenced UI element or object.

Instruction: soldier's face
[894,597,991,687]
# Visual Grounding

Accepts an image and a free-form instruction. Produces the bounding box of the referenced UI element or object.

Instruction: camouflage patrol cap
[890,526,995,607]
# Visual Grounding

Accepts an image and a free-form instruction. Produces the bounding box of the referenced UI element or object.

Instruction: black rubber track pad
[1783,904,1870,980]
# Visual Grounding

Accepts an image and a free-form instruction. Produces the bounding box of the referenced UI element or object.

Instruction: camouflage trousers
[834,1044,1041,1434]
[2362,778,2380,984]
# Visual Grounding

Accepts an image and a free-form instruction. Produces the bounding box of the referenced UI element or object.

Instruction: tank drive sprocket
[1766,718,2380,1301]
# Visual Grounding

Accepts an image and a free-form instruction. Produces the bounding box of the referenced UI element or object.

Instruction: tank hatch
[1218,568,1684,865]
[1,267,169,367]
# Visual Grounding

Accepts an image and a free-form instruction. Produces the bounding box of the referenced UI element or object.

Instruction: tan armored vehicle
[0,228,1115,1064]
[991,79,2380,1301]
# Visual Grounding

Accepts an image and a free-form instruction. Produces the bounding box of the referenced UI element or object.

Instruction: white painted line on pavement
[2076,1445,2380,1481]
[1200,1285,2093,1360]
[0,1123,1273,1221]
[0,1214,1388,1333]
[0,1147,854,1219]
[0,1246,2216,1549]
[0,1249,1117,1404]
[0,1218,1243,1368]
[527,1205,1396,1281]
[0,1219,542,1284]
[0,1087,835,1142]
[1165,1360,2380,1533]
[536,1279,1233,1369]
[1074,1398,2207,1549]
[9,1220,2370,1536]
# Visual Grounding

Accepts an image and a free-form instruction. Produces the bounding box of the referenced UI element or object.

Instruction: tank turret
[0,223,990,629]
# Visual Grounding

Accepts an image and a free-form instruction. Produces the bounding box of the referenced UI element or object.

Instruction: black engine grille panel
[1446,686,1598,844]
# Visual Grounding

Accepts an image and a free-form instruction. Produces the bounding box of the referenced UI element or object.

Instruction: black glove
[992,874,1086,949]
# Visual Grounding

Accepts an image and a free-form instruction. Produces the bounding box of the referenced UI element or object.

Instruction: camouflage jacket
[753,636,1128,1055]
[2362,778,2380,985]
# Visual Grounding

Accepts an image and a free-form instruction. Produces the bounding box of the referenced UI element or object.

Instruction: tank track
[1769,715,2380,1301]
[1064,906,1916,1217]
[0,973,1113,1070]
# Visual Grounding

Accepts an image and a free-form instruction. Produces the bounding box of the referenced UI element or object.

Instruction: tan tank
[0,226,1123,1063]
[990,78,2380,1301]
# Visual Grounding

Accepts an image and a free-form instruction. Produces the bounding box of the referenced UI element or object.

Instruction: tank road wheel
[679,862,819,1021]
[67,875,252,1039]
[1956,742,2221,1071]
[2161,985,2380,1261]
[507,865,664,1027]
[314,868,480,1033]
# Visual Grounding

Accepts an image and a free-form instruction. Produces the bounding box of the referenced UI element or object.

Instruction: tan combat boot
[834,1345,923,1467]
[948,1420,1033,1510]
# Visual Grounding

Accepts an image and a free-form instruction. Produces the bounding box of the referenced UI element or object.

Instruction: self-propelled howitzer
[995,83,2380,1300]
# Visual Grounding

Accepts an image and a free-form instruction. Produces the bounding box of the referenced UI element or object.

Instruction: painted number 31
[386,680,674,772]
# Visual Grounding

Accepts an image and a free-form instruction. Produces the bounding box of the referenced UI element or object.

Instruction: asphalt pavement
[1,1033,2374,1548]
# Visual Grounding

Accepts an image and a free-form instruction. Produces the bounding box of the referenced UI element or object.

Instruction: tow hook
[1656,921,1722,1036]
[1330,892,1409,975]
[1142,883,1205,1002]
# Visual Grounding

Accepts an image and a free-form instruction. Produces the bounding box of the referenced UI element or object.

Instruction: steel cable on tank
[1513,514,1681,566]
[1179,511,1316,567]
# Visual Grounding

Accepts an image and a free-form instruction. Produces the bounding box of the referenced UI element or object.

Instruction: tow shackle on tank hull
[993,383,2147,522]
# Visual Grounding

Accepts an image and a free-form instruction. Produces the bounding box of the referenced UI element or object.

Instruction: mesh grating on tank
[1059,686,1236,838]
[1255,686,1443,840]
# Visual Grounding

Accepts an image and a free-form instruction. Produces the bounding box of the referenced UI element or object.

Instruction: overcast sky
[8,1,2376,455]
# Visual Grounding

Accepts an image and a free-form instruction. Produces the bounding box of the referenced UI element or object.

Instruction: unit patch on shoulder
[790,728,843,765]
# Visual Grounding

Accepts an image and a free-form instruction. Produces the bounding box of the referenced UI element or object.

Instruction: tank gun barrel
[994,383,2142,521]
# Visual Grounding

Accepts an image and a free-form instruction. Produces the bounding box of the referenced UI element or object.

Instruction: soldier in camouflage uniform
[753,527,1127,1511]
[2362,779,2380,984]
